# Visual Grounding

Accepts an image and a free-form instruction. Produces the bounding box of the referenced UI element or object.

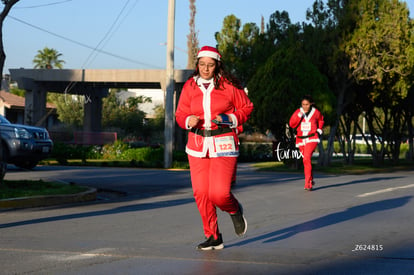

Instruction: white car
[350,134,383,145]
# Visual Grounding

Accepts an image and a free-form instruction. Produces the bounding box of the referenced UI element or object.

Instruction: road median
[0,187,97,209]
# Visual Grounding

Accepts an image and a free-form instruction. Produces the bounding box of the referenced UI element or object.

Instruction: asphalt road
[1,164,414,274]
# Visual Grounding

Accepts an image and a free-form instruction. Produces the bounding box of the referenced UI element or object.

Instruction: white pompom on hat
[197,46,221,61]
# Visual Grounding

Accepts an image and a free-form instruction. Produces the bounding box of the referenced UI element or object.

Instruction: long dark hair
[301,94,314,105]
[190,59,243,90]
[301,94,319,111]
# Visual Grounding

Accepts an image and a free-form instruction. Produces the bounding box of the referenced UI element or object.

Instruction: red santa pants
[299,142,318,188]
[188,155,240,239]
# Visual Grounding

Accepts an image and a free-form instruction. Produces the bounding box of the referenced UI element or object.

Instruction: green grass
[252,159,414,174]
[41,157,414,174]
[41,159,190,169]
[0,180,88,200]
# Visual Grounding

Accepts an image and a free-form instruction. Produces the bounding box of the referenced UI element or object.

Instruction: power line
[14,0,73,9]
[98,0,140,53]
[82,0,137,68]
[9,15,162,69]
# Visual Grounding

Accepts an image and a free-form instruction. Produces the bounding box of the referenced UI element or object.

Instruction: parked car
[0,115,53,172]
[350,134,384,145]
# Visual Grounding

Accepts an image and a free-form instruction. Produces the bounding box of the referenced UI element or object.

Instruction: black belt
[190,127,233,137]
[297,133,315,139]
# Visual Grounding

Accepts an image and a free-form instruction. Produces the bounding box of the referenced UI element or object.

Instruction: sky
[3,0,414,75]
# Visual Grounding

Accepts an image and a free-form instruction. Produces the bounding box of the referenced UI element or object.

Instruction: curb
[0,187,97,209]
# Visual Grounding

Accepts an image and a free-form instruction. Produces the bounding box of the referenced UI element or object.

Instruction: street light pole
[164,0,175,168]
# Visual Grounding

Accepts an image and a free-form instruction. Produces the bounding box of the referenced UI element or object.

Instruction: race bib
[214,135,237,156]
[301,122,311,131]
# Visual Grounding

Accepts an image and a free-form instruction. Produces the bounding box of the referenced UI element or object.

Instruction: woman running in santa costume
[289,95,324,191]
[175,46,253,250]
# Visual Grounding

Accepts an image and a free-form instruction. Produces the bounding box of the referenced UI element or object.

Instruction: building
[120,89,164,118]
[0,90,57,128]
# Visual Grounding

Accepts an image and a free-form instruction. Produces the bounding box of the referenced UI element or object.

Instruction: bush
[399,143,409,158]
[49,139,356,168]
[239,142,273,162]
[85,146,103,159]
[121,147,163,162]
[101,140,129,160]
[51,142,102,164]
[173,150,187,162]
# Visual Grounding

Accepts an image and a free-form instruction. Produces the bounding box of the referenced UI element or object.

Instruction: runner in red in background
[289,95,324,191]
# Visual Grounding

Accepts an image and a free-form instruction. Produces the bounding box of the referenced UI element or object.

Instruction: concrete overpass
[9,68,193,166]
[9,69,192,130]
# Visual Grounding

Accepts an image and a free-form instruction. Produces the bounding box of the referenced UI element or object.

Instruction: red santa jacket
[175,76,253,158]
[289,106,324,147]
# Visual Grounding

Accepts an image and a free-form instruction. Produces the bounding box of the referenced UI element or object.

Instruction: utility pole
[164,0,175,168]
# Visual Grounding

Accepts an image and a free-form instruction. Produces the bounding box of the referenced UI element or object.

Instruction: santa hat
[197,46,221,61]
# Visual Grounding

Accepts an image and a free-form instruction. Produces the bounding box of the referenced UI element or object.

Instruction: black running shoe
[230,203,247,237]
[196,234,224,250]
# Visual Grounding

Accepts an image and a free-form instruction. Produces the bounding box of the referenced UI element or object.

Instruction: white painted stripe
[357,183,414,197]
[44,248,115,261]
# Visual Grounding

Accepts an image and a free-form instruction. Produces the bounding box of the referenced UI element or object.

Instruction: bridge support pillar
[83,88,108,132]
[21,78,47,127]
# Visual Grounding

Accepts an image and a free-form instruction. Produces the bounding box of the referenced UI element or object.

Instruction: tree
[33,47,65,69]
[102,89,151,140]
[214,8,337,166]
[303,0,360,165]
[344,0,414,163]
[151,104,165,131]
[248,45,332,142]
[31,47,83,128]
[48,92,84,128]
[266,10,293,45]
[215,15,260,85]
[212,0,414,167]
[186,0,199,69]
[346,0,412,97]
[215,15,241,73]
[0,0,19,78]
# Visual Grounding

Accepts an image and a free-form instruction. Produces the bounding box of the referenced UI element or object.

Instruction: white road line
[357,183,414,197]
[44,248,116,261]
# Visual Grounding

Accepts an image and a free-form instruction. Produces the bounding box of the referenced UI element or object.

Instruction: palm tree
[33,47,65,69]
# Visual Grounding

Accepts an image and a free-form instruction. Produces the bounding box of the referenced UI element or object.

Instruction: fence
[73,131,117,145]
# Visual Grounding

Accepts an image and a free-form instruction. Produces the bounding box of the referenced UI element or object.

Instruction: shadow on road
[230,196,412,247]
[313,176,404,191]
[0,197,194,229]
